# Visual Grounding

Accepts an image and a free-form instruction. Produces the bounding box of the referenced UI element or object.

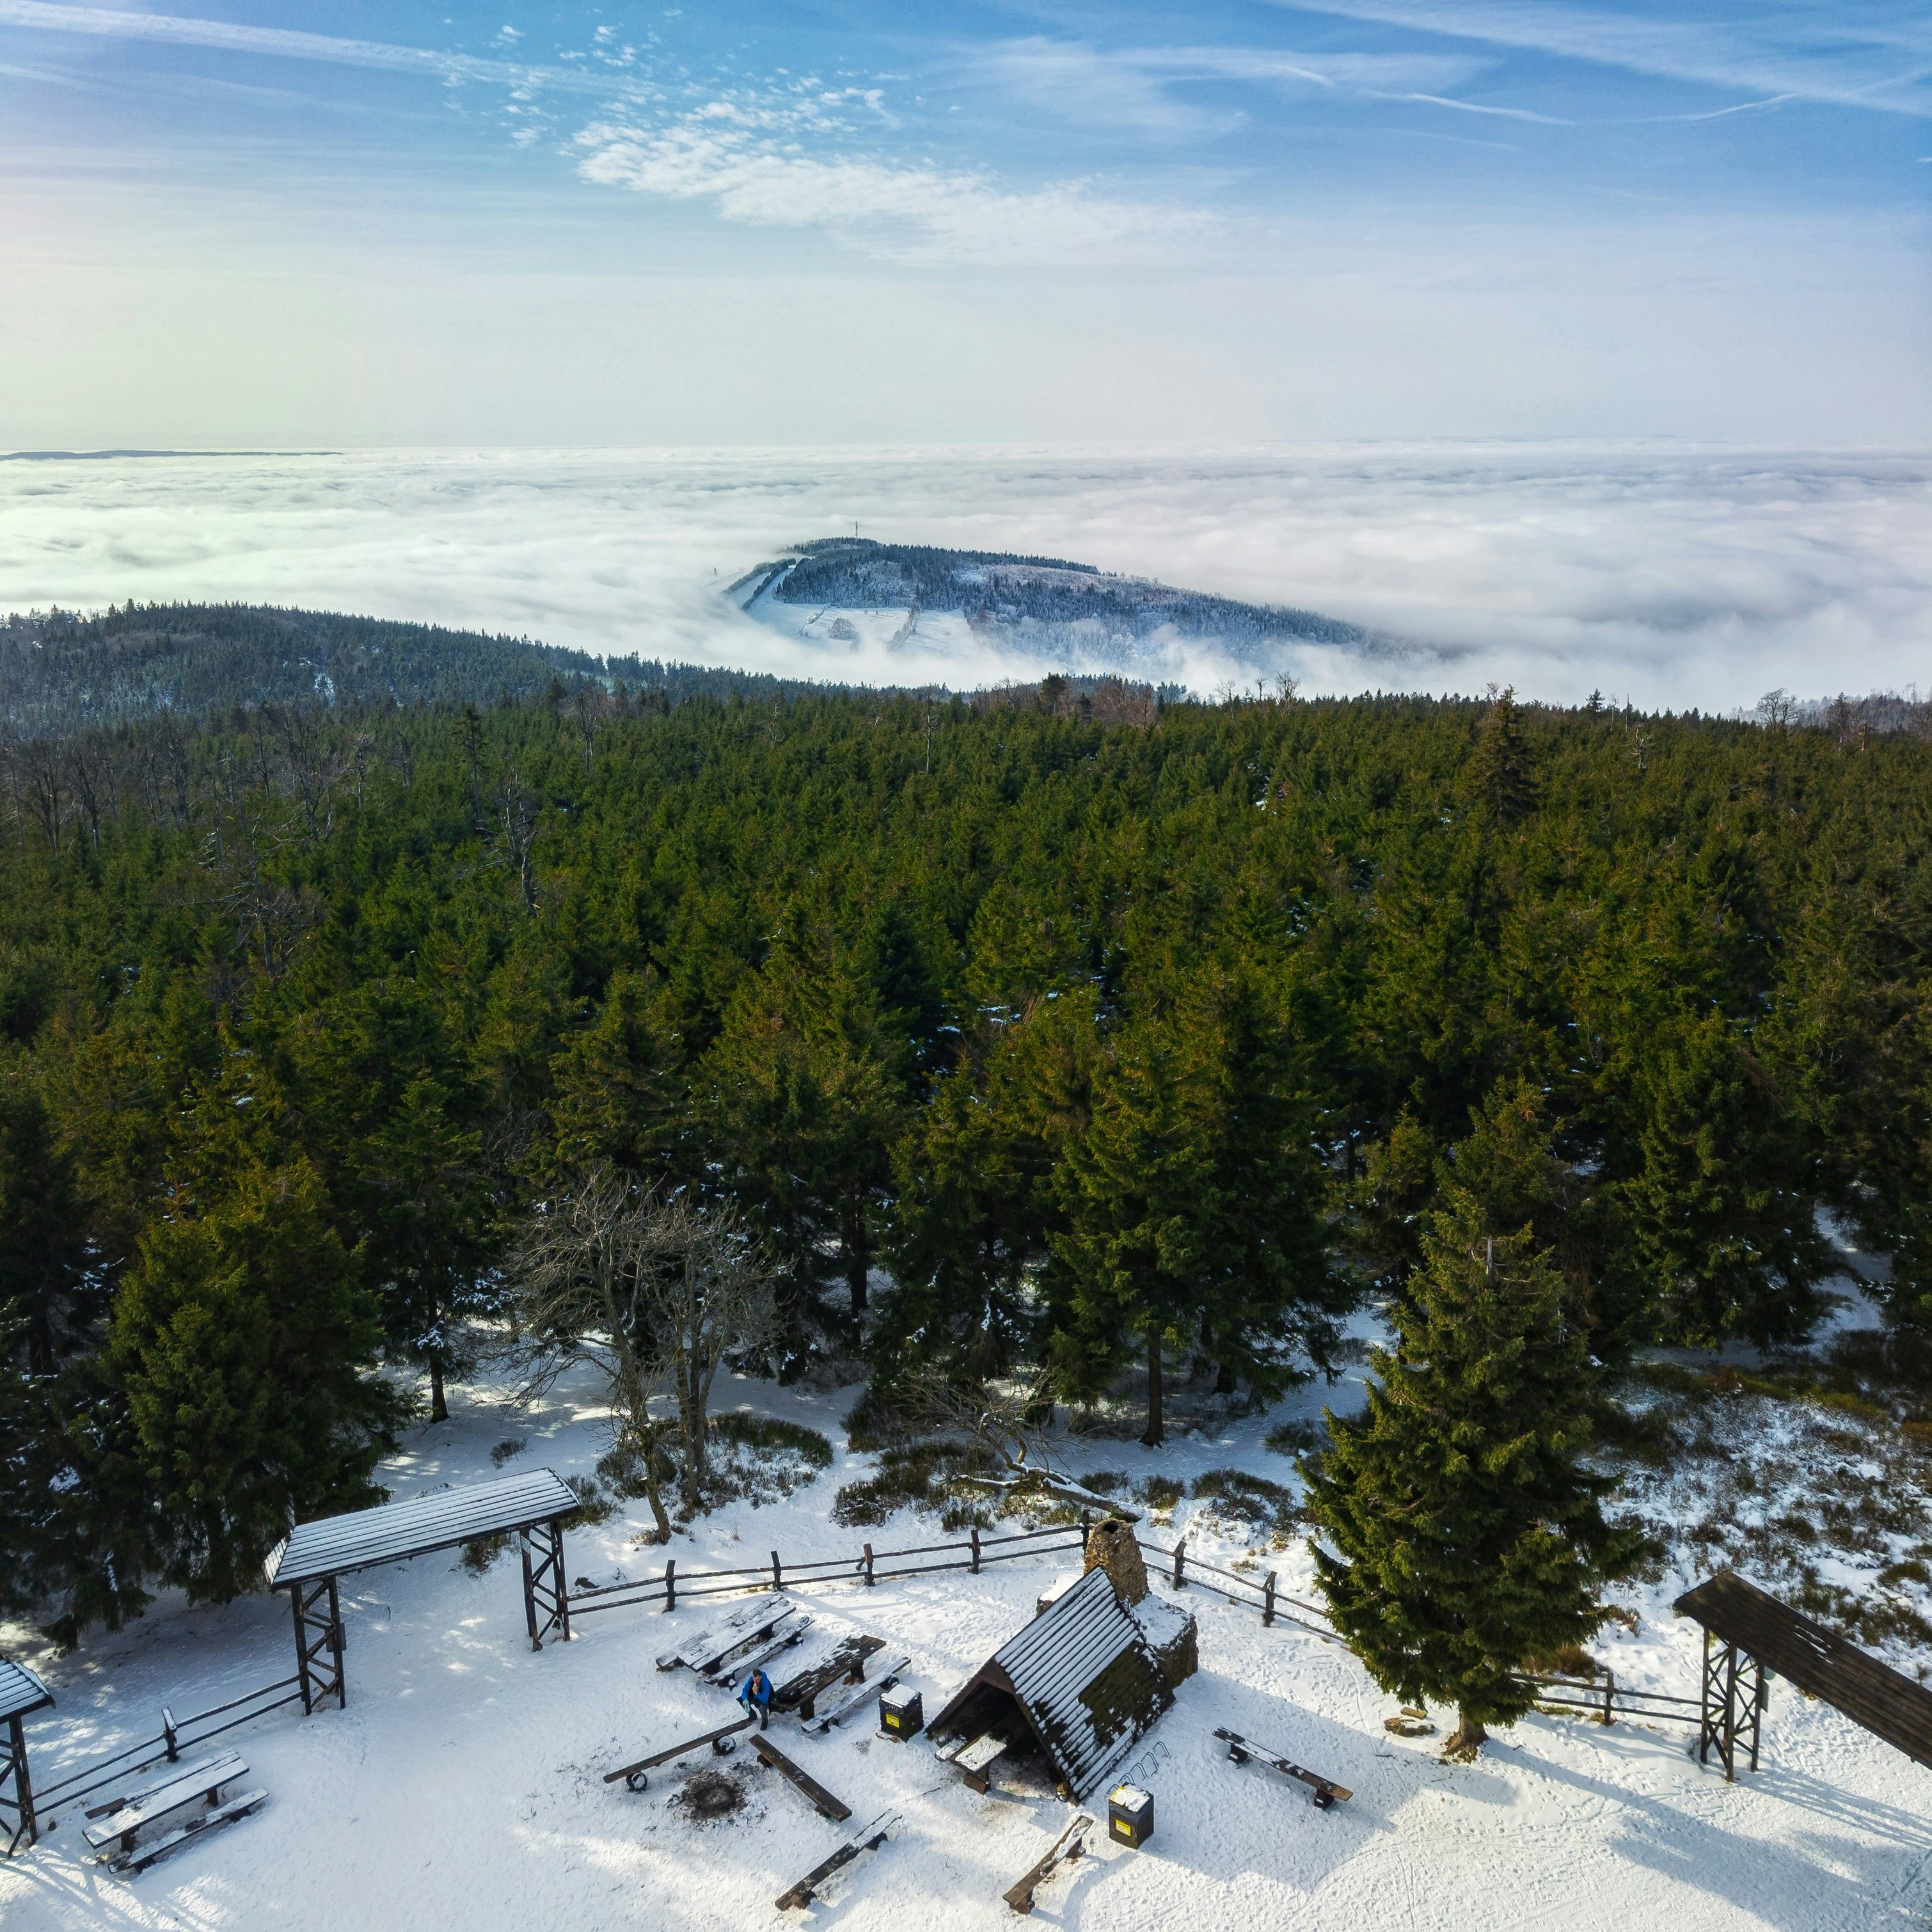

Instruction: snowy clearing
[3,1362,1927,1932]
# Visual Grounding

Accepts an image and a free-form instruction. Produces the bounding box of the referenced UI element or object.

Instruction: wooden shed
[928,1566,1182,1800]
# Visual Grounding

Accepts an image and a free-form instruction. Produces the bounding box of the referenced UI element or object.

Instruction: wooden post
[162,1706,180,1762]
[292,1587,314,1715]
[969,1526,981,1575]
[553,1522,571,1642]
[1079,1510,1090,1551]
[1173,1539,1187,1590]
[327,1580,345,1701]
[862,1544,875,1587]
[663,1558,677,1613]
[772,1550,782,1591]
[4,1713,35,1855]
[1262,1572,1276,1627]
[1602,1670,1615,1727]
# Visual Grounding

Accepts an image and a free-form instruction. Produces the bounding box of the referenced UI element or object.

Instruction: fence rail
[25,1672,304,1833]
[1523,1670,1703,1729]
[1135,1533,1336,1640]
[568,1522,1089,1620]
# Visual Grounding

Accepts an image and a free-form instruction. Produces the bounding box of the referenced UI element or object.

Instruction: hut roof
[931,1565,1173,1799]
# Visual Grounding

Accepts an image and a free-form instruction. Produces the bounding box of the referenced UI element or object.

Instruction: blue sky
[1,1,1927,445]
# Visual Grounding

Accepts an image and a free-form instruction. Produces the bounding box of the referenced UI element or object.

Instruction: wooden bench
[84,1751,262,1866]
[603,1716,754,1792]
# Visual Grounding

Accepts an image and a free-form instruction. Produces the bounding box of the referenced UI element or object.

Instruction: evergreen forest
[3,611,1929,1649]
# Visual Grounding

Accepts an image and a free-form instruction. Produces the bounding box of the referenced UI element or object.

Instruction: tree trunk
[1141,1327,1165,1447]
[1214,1358,1237,1397]
[679,1360,708,1514]
[638,1424,673,1543]
[1443,1711,1487,1761]
[429,1356,448,1425]
[844,1207,869,1316]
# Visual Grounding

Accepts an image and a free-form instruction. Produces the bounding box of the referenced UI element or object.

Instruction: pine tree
[1465,685,1535,822]
[1050,964,1343,1445]
[107,1157,400,1602]
[1304,1189,1642,1757]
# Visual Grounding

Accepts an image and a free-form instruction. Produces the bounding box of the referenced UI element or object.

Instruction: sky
[2,1,1929,448]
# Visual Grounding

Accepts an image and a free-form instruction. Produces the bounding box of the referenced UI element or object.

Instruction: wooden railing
[567,1521,1090,1619]
[22,1672,305,1841]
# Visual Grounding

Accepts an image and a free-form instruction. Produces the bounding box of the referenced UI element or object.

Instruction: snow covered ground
[3,1355,1928,1932]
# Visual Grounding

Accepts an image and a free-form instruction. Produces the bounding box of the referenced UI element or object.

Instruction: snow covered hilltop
[731,537,1385,682]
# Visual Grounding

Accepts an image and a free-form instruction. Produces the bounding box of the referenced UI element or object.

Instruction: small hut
[930,1528,1196,1800]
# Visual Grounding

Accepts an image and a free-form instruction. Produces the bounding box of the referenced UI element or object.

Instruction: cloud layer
[1,446,1924,711]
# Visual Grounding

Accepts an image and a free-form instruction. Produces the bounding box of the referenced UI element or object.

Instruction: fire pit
[681,1770,745,1820]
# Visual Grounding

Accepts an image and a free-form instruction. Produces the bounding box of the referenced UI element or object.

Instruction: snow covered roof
[933,1564,1175,1801]
[264,1468,580,1588]
[0,1657,54,1725]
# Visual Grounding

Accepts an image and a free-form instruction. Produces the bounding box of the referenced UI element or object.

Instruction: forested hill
[0,603,832,737]
[740,537,1379,653]
[4,676,1931,1638]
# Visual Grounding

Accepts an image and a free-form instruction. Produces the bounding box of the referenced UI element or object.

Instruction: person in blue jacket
[739,1665,773,1730]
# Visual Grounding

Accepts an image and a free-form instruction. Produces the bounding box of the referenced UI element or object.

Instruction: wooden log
[1002,1815,1092,1915]
[750,1733,852,1821]
[775,1813,897,1910]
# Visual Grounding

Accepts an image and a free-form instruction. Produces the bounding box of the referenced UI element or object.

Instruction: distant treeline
[0,603,857,739]
[3,619,1931,1641]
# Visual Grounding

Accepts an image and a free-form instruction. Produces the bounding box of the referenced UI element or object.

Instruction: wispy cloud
[969,38,1494,135]
[0,0,646,96]
[574,117,1215,264]
[1268,1,1932,115]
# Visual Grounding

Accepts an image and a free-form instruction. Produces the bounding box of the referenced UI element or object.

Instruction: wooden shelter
[1675,1569,1932,1780]
[928,1567,1178,1800]
[0,1658,54,1856]
[262,1468,578,1711]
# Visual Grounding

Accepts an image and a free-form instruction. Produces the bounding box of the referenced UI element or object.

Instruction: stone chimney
[1082,1517,1150,1605]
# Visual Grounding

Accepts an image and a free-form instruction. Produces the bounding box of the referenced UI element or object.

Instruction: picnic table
[83,1750,266,1872]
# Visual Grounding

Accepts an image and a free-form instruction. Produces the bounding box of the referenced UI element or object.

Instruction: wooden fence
[24,1672,305,1839]
[567,1519,1335,1638]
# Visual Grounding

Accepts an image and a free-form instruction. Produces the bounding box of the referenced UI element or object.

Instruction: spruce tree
[1051,963,1342,1444]
[1304,1189,1642,1757]
[108,1157,399,1602]
[1465,684,1535,821]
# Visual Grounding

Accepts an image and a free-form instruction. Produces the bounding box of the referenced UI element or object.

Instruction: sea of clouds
[1,443,1924,711]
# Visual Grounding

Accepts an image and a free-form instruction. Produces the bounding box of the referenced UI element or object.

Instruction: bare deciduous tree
[504,1170,777,1537]
[902,1370,1139,1521]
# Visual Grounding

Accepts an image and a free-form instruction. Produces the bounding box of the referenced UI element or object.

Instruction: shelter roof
[1675,1569,1932,1770]
[0,1658,54,1725]
[264,1468,579,1589]
[937,1565,1173,1799]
